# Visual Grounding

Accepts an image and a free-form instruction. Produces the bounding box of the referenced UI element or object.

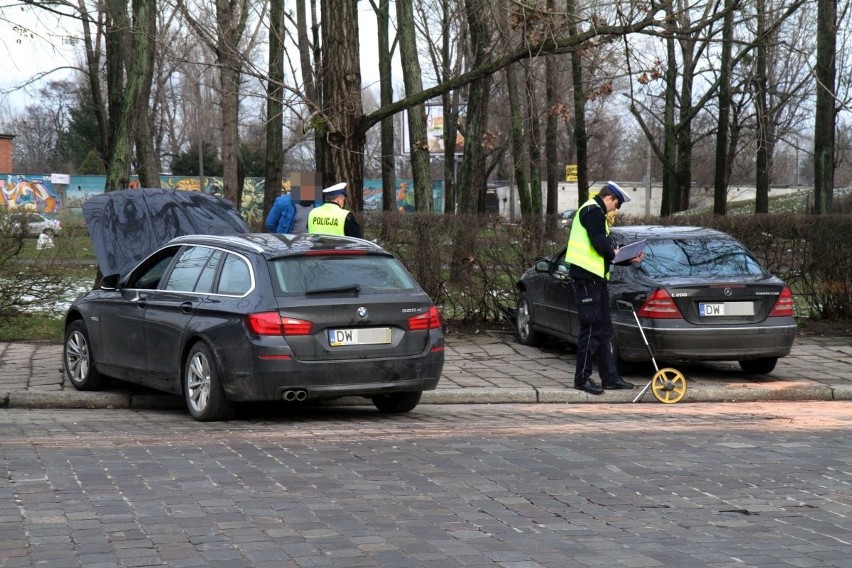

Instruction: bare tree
[264,0,285,218]
[319,0,365,210]
[177,0,253,207]
[104,0,159,190]
[813,0,837,213]
[368,0,398,212]
[397,0,434,211]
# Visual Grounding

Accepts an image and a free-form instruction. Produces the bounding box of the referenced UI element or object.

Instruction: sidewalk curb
[3,383,849,411]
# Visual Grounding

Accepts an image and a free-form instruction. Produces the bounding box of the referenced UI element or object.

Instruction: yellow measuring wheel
[650,367,687,404]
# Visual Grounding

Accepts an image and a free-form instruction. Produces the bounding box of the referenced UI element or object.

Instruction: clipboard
[613,239,646,263]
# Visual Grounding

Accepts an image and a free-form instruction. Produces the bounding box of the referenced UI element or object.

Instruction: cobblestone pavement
[1,403,851,567]
[1,331,852,409]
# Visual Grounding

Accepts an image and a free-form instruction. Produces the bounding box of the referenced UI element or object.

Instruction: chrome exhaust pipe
[283,389,307,402]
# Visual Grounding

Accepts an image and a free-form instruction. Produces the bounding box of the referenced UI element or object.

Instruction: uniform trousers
[571,277,619,386]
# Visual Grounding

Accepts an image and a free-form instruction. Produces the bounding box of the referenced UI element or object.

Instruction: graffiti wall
[0,174,444,225]
[0,175,62,212]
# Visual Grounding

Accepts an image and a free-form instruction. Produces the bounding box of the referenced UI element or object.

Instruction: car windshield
[269,254,420,296]
[638,237,766,278]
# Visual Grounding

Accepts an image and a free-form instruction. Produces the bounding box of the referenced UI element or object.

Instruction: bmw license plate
[328,327,392,346]
[699,302,755,317]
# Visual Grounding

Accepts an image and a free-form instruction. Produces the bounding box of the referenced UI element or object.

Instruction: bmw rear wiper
[305,284,361,295]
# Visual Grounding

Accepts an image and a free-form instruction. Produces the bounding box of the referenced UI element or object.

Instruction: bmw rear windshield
[638,237,766,278]
[268,253,421,296]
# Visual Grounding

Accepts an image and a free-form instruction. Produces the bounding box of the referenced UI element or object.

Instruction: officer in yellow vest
[307,182,362,238]
[566,181,644,395]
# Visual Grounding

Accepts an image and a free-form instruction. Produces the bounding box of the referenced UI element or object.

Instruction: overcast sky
[0,3,394,120]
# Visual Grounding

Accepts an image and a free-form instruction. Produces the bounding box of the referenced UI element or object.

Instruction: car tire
[372,391,422,413]
[42,229,55,237]
[515,292,544,346]
[64,320,108,390]
[183,342,236,422]
[738,357,778,375]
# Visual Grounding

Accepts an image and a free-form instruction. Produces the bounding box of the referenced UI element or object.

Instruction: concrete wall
[493,182,812,220]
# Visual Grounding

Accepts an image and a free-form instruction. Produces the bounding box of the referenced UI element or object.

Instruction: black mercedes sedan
[514,225,797,374]
[64,189,443,421]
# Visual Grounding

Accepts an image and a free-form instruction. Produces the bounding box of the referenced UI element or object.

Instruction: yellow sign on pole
[565,164,578,182]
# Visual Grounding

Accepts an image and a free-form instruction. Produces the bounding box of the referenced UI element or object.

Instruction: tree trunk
[132,0,159,188]
[264,0,285,219]
[568,0,588,208]
[104,0,156,191]
[442,0,462,215]
[103,0,129,190]
[754,0,770,214]
[455,0,490,215]
[507,62,530,216]
[215,0,249,209]
[713,0,734,215]
[525,63,542,217]
[674,6,695,213]
[372,0,397,212]
[77,0,109,163]
[544,0,558,220]
[296,0,323,181]
[321,0,365,210]
[397,0,433,212]
[813,0,836,214]
[660,6,678,217]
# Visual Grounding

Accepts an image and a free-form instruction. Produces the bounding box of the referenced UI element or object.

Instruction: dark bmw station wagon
[64,233,445,421]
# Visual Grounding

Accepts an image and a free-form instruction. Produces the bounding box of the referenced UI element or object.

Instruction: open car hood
[83,188,249,278]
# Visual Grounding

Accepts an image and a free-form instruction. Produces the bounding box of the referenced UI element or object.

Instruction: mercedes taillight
[636,289,683,319]
[768,286,795,317]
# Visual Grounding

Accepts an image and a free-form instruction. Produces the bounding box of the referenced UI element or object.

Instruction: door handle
[180,301,194,314]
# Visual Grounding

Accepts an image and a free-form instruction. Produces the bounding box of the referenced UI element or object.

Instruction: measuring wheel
[650,368,687,404]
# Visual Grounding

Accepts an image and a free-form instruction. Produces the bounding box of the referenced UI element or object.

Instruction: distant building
[0,134,14,173]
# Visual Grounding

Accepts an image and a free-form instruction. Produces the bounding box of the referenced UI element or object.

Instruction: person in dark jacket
[565,181,644,395]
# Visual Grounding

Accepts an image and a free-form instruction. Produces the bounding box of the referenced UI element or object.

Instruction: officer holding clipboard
[565,181,645,395]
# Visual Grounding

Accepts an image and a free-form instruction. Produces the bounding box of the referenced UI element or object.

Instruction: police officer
[566,181,644,395]
[307,182,362,238]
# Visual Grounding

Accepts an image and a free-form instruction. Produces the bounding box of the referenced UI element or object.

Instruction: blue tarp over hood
[82,188,250,278]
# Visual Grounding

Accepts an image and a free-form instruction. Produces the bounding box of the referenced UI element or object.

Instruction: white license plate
[328,327,392,346]
[699,302,755,317]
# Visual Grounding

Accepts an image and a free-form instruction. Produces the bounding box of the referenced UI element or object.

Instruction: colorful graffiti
[1,174,443,220]
[0,176,61,212]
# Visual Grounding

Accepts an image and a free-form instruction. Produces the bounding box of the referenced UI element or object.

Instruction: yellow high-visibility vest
[565,198,609,278]
[308,203,349,236]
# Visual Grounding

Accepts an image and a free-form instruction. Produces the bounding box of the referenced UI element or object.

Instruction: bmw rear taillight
[246,312,313,336]
[408,306,442,331]
[769,286,795,317]
[636,289,683,319]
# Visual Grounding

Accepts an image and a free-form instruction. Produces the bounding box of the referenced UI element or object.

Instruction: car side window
[194,249,224,293]
[164,246,216,292]
[216,253,252,295]
[126,247,181,290]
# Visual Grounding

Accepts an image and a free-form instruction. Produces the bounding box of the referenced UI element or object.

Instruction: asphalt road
[2,402,851,567]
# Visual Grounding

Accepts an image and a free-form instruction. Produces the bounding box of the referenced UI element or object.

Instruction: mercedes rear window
[638,237,766,278]
[269,254,419,295]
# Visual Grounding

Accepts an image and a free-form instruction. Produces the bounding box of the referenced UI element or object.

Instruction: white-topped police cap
[322,182,347,197]
[607,181,631,203]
